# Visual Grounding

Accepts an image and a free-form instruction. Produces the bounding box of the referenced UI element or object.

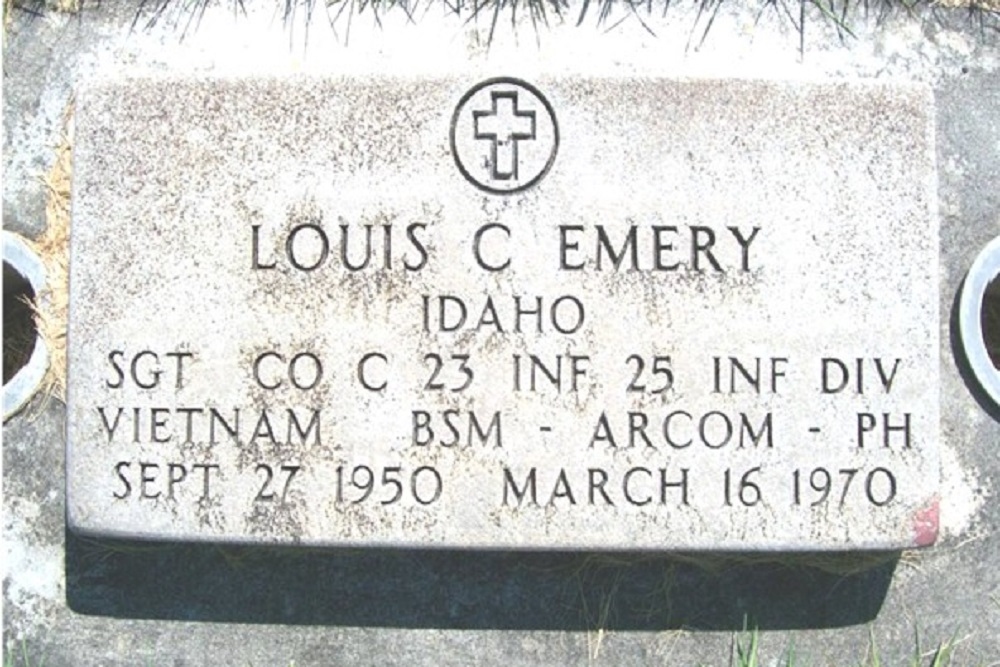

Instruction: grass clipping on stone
[937,0,1000,10]
[31,102,71,404]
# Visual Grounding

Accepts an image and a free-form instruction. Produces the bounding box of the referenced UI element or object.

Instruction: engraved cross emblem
[473,91,537,181]
[451,78,558,194]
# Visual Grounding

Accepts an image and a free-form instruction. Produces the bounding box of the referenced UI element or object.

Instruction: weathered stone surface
[67,75,939,550]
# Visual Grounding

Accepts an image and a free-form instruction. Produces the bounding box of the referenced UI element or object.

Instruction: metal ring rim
[3,231,49,422]
[959,235,1000,409]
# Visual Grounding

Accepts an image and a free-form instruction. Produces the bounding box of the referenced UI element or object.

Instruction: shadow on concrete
[66,528,897,631]
[949,276,1000,423]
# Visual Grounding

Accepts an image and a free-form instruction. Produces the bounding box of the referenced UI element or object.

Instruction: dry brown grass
[29,100,72,404]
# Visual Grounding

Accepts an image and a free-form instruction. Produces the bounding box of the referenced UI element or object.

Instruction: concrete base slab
[4,2,999,664]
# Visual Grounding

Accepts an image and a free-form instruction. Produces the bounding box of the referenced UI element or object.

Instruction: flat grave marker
[67,76,939,550]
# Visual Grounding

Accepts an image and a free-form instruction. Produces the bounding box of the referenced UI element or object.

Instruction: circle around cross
[450,77,559,195]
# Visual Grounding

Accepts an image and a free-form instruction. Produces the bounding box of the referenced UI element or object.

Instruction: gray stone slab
[67,75,939,550]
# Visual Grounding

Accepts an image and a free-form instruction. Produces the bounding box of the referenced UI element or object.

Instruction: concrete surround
[3,3,999,664]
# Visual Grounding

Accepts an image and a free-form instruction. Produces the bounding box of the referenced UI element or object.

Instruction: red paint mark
[912,498,940,547]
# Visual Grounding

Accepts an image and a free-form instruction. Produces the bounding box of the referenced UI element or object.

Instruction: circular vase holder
[3,231,49,421]
[959,235,1000,409]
